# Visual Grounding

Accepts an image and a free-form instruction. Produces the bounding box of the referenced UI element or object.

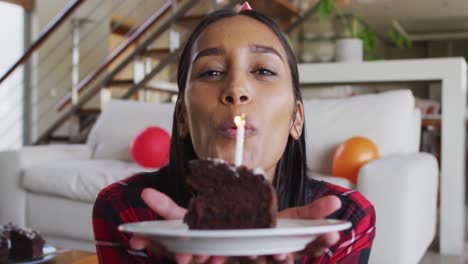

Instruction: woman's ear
[289,101,304,140]
[176,101,189,138]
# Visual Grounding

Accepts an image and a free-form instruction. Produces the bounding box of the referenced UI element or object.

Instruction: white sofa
[303,90,438,264]
[0,100,175,251]
[0,90,438,264]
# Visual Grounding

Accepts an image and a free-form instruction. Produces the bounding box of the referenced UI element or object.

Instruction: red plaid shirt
[93,167,375,263]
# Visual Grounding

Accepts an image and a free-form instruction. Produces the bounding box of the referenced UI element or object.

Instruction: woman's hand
[279,195,342,257]
[129,188,227,264]
[130,189,341,264]
[249,195,342,263]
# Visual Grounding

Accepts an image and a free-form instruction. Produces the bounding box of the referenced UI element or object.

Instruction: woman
[93,7,375,264]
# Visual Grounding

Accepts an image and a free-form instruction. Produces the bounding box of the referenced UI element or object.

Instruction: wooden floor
[47,250,97,264]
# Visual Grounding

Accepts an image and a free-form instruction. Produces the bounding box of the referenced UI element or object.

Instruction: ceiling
[340,0,468,41]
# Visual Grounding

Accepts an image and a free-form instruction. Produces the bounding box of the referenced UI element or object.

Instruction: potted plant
[335,15,368,61]
[317,0,410,62]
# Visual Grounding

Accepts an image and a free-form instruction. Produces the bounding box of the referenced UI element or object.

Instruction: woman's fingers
[175,253,192,264]
[134,189,190,262]
[193,255,210,263]
[129,234,172,257]
[303,232,340,257]
[276,195,342,261]
[209,256,226,264]
[138,189,339,262]
[250,256,268,264]
[128,234,149,250]
[278,195,341,220]
[273,253,288,261]
[141,188,187,219]
[249,255,294,264]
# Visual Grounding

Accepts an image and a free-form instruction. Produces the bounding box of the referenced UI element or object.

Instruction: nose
[221,75,252,105]
[222,93,250,104]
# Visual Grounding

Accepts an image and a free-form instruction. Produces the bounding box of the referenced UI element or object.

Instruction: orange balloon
[332,136,379,185]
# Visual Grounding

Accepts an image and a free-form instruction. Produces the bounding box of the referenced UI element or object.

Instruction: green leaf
[364,53,377,61]
[359,28,375,52]
[317,0,335,22]
[389,23,412,49]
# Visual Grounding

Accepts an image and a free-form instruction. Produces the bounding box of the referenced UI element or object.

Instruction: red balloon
[331,136,379,185]
[130,126,171,168]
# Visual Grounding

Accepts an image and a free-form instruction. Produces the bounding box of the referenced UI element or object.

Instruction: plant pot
[335,38,363,62]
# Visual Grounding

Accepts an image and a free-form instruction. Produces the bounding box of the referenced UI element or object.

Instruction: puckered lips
[219,116,256,139]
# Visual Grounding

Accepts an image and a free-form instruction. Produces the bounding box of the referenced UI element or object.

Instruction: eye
[197,70,224,79]
[253,68,276,76]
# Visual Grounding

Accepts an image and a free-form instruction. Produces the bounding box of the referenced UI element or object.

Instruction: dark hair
[168,9,307,210]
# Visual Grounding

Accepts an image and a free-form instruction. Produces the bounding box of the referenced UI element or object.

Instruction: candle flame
[234,114,246,127]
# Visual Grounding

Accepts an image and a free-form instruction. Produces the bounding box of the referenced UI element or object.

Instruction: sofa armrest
[358,153,438,264]
[0,144,92,226]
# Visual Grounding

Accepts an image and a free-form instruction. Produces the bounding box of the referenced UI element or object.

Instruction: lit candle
[234,114,246,166]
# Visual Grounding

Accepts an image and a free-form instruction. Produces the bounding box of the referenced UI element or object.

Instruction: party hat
[238,2,253,12]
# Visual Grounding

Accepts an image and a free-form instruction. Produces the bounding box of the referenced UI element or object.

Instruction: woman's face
[182,15,302,181]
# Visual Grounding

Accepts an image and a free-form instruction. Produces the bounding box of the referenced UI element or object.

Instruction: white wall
[0,2,24,150]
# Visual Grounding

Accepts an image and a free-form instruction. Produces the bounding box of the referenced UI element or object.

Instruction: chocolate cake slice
[5,223,44,261]
[184,159,277,229]
[0,230,8,264]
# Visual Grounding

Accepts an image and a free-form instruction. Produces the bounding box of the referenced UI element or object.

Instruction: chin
[207,152,235,164]
[238,157,260,169]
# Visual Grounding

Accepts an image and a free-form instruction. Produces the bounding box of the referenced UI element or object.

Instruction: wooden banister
[110,20,137,36]
[0,0,86,84]
[55,0,173,111]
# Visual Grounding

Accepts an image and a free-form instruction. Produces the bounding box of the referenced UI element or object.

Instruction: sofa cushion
[303,90,416,174]
[22,160,152,203]
[87,100,175,161]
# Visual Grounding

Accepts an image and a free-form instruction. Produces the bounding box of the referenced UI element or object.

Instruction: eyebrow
[192,44,285,63]
[193,47,224,62]
[249,44,284,62]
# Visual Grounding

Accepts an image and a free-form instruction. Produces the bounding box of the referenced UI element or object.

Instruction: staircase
[0,0,314,149]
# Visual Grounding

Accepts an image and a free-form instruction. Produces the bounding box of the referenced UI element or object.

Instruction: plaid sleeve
[302,182,376,264]
[92,175,175,263]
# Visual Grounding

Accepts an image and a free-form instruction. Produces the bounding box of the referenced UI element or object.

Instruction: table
[46,250,97,264]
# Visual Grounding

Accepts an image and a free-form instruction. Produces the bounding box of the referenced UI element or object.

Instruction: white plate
[119,219,351,256]
[10,244,57,264]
